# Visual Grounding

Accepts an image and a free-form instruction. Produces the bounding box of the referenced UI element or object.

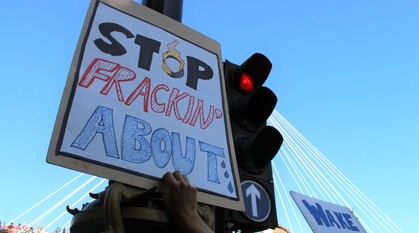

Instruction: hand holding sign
[161,171,214,233]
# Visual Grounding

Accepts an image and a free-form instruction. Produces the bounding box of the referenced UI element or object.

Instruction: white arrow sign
[246,184,261,217]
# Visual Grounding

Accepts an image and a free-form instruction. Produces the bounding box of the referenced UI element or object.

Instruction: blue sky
[1,0,418,232]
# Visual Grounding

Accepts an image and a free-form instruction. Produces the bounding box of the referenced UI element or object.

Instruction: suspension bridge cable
[277,149,304,194]
[280,132,318,197]
[274,112,349,206]
[295,126,394,233]
[61,219,71,231]
[271,170,293,232]
[8,173,84,225]
[282,116,351,205]
[272,161,306,233]
[281,144,311,195]
[274,119,330,201]
[269,118,308,195]
[273,111,389,232]
[45,178,107,230]
[276,111,363,203]
[285,127,339,204]
[276,113,346,205]
[322,153,404,233]
[318,152,400,233]
[272,110,405,232]
[358,214,375,233]
[19,176,97,233]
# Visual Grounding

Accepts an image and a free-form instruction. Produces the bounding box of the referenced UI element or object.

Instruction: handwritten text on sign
[59,1,238,199]
[291,191,367,233]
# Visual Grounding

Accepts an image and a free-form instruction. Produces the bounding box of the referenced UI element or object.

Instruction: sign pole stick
[141,0,183,22]
[140,4,228,233]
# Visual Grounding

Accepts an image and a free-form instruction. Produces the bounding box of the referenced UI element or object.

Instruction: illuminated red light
[240,72,254,92]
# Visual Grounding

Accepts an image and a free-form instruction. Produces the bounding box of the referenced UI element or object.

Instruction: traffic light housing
[222,53,283,232]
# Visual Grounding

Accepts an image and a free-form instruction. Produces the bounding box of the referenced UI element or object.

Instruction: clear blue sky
[1,0,418,232]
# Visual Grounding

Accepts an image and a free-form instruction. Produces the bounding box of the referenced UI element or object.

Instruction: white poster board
[47,0,243,211]
[291,191,367,233]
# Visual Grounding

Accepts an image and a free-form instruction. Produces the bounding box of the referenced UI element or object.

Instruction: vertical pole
[215,207,228,233]
[141,0,183,23]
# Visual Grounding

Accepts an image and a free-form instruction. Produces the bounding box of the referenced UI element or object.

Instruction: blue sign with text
[291,191,367,233]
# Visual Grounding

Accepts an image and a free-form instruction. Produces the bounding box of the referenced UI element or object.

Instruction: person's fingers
[163,171,176,185]
[183,174,190,183]
[173,170,184,181]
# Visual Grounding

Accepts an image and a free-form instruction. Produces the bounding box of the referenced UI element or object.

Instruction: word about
[71,106,233,191]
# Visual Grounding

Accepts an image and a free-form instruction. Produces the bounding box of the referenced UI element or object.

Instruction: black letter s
[94,22,134,56]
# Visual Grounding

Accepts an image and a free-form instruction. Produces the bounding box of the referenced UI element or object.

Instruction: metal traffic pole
[141,0,183,22]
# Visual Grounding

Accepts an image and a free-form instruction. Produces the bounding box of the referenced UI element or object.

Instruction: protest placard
[47,0,243,210]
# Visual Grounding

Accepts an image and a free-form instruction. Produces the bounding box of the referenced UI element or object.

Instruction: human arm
[161,171,214,233]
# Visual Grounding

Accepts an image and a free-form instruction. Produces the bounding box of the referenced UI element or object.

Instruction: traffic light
[222,53,283,232]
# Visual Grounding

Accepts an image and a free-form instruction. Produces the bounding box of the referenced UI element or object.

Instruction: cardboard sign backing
[47,0,244,211]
